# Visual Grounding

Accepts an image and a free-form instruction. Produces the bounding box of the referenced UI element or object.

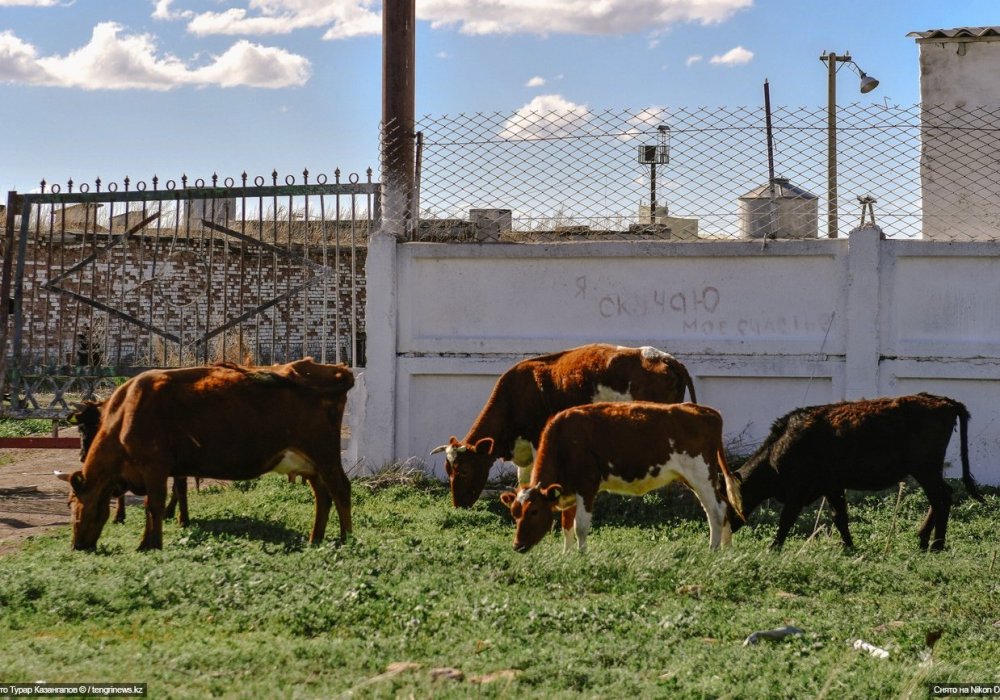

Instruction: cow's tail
[717,442,744,522]
[677,361,697,404]
[956,403,985,503]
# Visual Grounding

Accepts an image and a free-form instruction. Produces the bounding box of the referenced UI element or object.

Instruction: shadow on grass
[187,517,307,550]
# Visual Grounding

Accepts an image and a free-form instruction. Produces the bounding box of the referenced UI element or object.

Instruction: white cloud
[648,38,660,49]
[186,0,380,40]
[0,0,61,5]
[619,107,668,140]
[0,22,310,90]
[178,0,750,39]
[525,76,545,88]
[709,45,753,65]
[499,94,590,141]
[421,0,752,36]
[152,0,193,21]
[436,50,449,59]
[685,54,702,66]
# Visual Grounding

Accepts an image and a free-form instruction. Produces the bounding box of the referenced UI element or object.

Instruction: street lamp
[820,52,879,238]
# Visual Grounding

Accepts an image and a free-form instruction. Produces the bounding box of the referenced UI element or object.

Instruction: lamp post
[820,52,878,238]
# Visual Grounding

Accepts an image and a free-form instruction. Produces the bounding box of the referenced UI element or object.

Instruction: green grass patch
[1,474,997,698]
[0,418,54,438]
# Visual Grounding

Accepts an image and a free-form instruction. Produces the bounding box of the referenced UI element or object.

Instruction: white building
[909,27,1000,240]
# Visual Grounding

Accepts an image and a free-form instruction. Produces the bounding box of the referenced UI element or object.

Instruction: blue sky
[1,1,996,195]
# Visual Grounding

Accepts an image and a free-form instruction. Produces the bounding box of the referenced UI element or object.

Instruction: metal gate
[0,170,377,421]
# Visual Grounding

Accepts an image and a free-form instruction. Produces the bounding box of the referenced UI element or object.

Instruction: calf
[65,358,354,551]
[500,402,740,553]
[65,400,194,526]
[433,344,696,508]
[726,393,985,550]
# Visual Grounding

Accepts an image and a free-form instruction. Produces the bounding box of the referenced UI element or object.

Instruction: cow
[499,401,741,553]
[432,344,697,508]
[63,401,196,527]
[64,358,354,551]
[725,393,985,551]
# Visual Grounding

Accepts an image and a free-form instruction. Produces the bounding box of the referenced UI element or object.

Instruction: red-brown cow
[432,344,696,508]
[61,399,193,526]
[726,393,985,550]
[500,402,741,553]
[65,358,354,551]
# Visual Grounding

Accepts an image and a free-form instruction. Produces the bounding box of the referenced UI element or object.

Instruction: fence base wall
[357,228,1000,485]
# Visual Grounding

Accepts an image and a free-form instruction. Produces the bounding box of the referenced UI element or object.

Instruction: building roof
[907,27,1000,40]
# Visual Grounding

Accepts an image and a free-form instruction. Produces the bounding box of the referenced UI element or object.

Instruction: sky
[1,0,997,195]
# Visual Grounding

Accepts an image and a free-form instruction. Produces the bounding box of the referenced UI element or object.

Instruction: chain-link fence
[414,103,1000,242]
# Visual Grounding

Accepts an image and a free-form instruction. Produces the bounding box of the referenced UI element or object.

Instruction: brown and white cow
[432,344,697,508]
[500,401,741,553]
[64,358,354,551]
[726,393,985,550]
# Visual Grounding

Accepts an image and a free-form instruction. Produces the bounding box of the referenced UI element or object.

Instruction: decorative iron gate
[0,170,377,420]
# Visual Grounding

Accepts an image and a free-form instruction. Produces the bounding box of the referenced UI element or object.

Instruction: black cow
[726,393,984,550]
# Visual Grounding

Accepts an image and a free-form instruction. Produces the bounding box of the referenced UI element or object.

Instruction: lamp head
[858,71,879,94]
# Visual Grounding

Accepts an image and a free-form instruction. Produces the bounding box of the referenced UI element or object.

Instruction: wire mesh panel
[0,170,376,419]
[415,103,1000,242]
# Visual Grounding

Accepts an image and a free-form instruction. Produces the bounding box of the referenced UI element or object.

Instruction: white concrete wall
[915,34,1000,240]
[358,228,1000,485]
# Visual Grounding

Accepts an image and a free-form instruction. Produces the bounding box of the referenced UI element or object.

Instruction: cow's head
[499,484,560,553]
[430,436,495,508]
[56,470,124,551]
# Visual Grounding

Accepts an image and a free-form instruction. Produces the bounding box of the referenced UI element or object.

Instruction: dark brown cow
[62,400,193,526]
[726,393,985,550]
[432,344,697,508]
[65,358,354,551]
[500,402,740,553]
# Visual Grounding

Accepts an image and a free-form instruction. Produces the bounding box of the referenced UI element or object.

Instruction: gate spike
[67,178,74,193]
[272,169,278,185]
[40,179,46,193]
[181,174,188,188]
[95,177,102,192]
[152,175,159,189]
[212,173,218,187]
[124,176,130,191]
[241,171,248,186]
[302,168,309,184]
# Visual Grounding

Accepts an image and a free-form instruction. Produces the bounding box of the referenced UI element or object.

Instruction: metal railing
[1,170,377,419]
[413,103,1000,242]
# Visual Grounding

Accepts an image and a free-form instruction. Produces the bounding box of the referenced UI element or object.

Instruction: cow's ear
[499,491,517,508]
[472,437,494,455]
[69,471,87,496]
[540,484,562,502]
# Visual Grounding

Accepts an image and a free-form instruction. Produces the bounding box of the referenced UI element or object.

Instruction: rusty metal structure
[0,170,377,423]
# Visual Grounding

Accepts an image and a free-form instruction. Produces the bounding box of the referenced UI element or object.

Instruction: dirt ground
[0,425,89,554]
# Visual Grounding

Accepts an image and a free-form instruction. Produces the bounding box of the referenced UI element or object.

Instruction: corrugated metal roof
[907,27,1000,39]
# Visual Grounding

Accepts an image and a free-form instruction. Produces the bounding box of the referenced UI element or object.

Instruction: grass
[0,418,54,438]
[0,473,997,699]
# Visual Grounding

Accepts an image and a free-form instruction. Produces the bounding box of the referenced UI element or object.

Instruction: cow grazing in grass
[62,400,193,526]
[726,393,985,551]
[432,344,697,508]
[500,402,740,553]
[64,358,354,551]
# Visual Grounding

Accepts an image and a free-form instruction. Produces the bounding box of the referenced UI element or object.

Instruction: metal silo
[738,177,818,239]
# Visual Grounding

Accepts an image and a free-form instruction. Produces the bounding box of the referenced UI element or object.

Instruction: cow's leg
[305,475,332,544]
[138,478,168,551]
[825,491,854,549]
[772,501,805,550]
[683,476,731,550]
[915,475,952,551]
[328,466,353,543]
[573,496,592,553]
[560,507,576,553]
[173,477,190,527]
[165,481,177,520]
[113,495,126,524]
